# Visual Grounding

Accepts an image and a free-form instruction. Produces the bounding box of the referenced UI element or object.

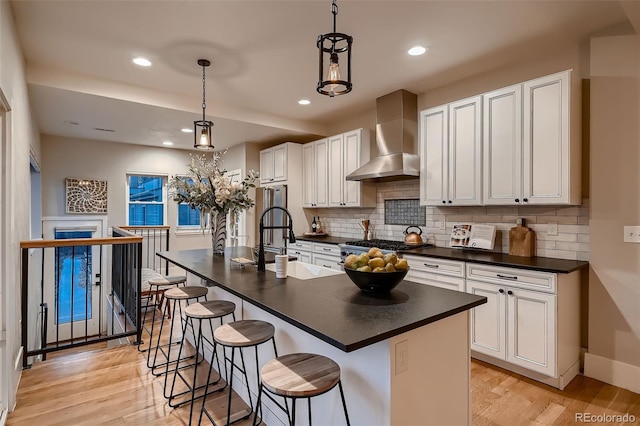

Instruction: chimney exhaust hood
[346,89,419,182]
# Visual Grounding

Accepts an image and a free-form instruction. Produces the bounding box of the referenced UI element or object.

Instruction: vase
[211,211,227,255]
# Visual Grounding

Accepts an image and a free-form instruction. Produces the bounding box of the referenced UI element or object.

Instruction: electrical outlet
[623,226,640,243]
[395,340,408,375]
[547,222,558,236]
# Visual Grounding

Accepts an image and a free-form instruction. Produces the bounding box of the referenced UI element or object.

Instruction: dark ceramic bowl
[344,267,409,293]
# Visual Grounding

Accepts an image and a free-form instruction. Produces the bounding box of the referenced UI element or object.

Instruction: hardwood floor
[7,341,640,425]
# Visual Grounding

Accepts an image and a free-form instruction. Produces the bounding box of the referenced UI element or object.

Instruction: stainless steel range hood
[346,89,419,182]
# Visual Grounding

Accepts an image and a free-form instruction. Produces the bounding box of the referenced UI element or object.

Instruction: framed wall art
[65,178,108,214]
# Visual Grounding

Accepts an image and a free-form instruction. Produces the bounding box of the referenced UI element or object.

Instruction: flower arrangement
[169,151,258,251]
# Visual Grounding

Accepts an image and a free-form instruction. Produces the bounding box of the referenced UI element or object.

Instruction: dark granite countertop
[294,235,352,245]
[157,247,486,352]
[400,246,588,274]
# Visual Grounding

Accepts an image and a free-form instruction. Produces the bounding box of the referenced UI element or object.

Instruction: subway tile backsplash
[311,180,590,261]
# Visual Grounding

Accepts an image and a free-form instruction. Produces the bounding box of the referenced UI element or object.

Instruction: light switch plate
[623,226,640,243]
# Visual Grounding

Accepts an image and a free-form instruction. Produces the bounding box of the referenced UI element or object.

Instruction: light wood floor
[7,338,640,425]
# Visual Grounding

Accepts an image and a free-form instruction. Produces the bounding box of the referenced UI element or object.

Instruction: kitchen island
[158,247,486,426]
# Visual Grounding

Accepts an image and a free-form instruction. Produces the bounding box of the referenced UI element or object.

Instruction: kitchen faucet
[257,206,296,272]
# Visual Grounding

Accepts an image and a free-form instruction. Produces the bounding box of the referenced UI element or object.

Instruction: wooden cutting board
[509,223,536,257]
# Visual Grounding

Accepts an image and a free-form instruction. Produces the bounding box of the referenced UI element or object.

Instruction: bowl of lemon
[343,247,409,293]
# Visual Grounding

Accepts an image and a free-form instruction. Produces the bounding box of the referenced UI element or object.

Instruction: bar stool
[149,286,208,376]
[253,353,350,426]
[200,320,277,426]
[139,275,187,354]
[166,299,236,425]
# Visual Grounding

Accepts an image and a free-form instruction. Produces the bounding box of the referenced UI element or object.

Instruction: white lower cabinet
[466,279,556,376]
[288,241,312,264]
[311,242,342,271]
[403,254,465,292]
[288,241,342,271]
[466,263,580,389]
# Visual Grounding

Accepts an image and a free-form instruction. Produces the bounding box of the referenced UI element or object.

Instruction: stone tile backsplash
[311,180,590,261]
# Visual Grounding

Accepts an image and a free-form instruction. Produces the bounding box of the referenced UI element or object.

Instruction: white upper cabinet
[302,139,328,208]
[483,84,523,205]
[523,70,577,205]
[484,70,579,205]
[420,96,482,206]
[323,128,375,208]
[260,143,289,185]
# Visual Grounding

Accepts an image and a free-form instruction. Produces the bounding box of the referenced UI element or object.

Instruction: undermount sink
[265,261,344,280]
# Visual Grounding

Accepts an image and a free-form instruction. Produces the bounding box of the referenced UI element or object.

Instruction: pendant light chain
[201,63,207,121]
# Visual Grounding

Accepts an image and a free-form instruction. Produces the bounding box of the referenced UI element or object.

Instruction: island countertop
[157,247,486,352]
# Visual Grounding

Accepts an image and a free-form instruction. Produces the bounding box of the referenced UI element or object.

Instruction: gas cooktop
[344,239,432,251]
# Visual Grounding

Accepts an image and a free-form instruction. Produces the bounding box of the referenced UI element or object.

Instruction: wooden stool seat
[148,275,187,286]
[261,353,341,398]
[214,320,275,348]
[185,300,236,319]
[164,286,208,301]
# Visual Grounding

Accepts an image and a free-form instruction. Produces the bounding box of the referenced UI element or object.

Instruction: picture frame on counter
[450,223,496,250]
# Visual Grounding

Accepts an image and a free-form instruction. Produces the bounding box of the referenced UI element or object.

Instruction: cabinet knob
[270,178,274,181]
[499,288,505,294]
[507,290,514,295]
[448,200,452,204]
[523,198,528,203]
[442,200,446,204]
[515,198,520,203]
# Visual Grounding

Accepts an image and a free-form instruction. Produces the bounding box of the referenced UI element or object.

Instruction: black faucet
[257,206,296,272]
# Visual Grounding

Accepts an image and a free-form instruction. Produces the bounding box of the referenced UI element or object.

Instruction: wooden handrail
[20,235,143,249]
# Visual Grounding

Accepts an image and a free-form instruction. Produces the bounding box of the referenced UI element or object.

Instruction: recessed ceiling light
[408,46,427,56]
[133,57,152,67]
[181,128,194,133]
[298,99,311,105]
[162,141,174,146]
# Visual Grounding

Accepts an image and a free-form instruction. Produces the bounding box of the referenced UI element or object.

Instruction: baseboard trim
[584,352,640,394]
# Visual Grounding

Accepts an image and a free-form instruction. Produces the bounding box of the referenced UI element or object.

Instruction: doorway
[42,217,106,343]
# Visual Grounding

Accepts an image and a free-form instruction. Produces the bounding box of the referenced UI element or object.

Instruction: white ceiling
[11,0,633,151]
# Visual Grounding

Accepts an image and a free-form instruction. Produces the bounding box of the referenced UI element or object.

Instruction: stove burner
[345,239,431,251]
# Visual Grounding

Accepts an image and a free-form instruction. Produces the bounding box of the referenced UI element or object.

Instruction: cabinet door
[406,270,465,292]
[272,144,288,182]
[314,139,329,207]
[467,280,506,360]
[288,249,312,264]
[483,85,522,205]
[507,288,556,377]
[419,106,448,206]
[302,143,316,207]
[523,70,570,204]
[260,148,274,184]
[327,134,344,207]
[448,96,482,205]
[342,129,362,207]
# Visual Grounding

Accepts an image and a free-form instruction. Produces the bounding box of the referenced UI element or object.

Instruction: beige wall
[41,136,260,251]
[587,34,640,376]
[0,0,42,410]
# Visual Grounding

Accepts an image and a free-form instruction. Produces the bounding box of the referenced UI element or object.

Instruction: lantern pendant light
[194,59,214,150]
[317,0,352,97]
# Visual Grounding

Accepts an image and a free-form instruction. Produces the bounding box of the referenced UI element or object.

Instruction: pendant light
[194,59,214,150]
[317,0,352,97]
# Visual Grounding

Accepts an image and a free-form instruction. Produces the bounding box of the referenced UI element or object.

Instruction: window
[176,176,204,229]
[126,174,166,226]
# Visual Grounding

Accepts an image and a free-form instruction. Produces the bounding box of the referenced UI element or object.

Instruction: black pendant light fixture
[317,0,352,97]
[194,59,214,150]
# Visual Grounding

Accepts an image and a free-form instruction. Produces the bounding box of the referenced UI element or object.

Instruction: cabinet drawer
[402,254,465,278]
[311,253,342,271]
[312,242,341,256]
[406,270,465,292]
[466,263,556,293]
[289,241,312,251]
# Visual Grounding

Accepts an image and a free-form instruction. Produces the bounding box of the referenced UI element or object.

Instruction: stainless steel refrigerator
[254,185,288,251]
